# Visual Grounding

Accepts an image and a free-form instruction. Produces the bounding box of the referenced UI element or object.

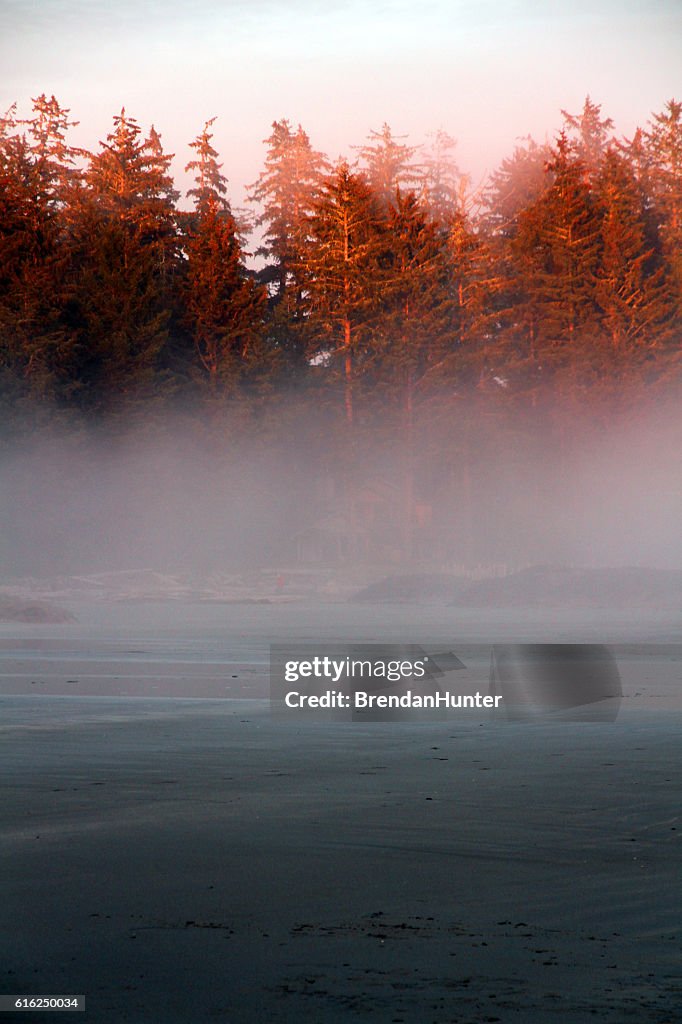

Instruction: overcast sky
[1,0,680,207]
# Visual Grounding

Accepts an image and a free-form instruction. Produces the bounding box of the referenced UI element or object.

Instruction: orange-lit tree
[63,110,178,410]
[180,120,267,397]
[248,120,327,374]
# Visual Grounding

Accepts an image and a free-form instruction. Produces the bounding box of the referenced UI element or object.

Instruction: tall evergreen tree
[63,110,179,410]
[0,102,73,400]
[561,96,614,180]
[445,209,491,357]
[645,99,682,316]
[85,109,178,249]
[644,99,682,237]
[248,119,326,299]
[420,129,464,226]
[618,127,656,207]
[185,117,228,213]
[355,123,420,213]
[306,162,388,559]
[140,123,179,267]
[22,94,82,211]
[180,120,267,396]
[482,136,552,241]
[248,120,327,370]
[512,134,601,388]
[307,161,384,427]
[377,191,453,382]
[374,190,454,556]
[594,150,674,354]
[480,137,554,394]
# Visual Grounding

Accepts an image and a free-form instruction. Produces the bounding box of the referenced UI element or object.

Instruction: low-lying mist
[0,393,680,581]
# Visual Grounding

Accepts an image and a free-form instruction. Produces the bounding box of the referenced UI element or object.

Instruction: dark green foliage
[63,208,170,409]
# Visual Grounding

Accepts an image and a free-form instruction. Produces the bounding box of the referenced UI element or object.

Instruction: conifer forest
[1,95,680,565]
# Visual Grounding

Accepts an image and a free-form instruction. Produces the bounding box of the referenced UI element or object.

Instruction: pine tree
[480,137,554,395]
[22,94,82,210]
[445,209,491,357]
[644,99,682,317]
[64,211,170,407]
[185,118,228,213]
[181,204,267,395]
[561,96,614,180]
[180,121,267,397]
[482,136,552,241]
[0,102,73,400]
[512,134,601,388]
[86,109,178,247]
[355,123,420,213]
[140,123,179,266]
[644,99,682,236]
[377,191,452,381]
[63,110,179,410]
[248,120,326,299]
[374,189,454,556]
[248,120,327,371]
[618,128,656,207]
[593,149,676,377]
[306,162,391,559]
[420,129,464,226]
[306,161,384,427]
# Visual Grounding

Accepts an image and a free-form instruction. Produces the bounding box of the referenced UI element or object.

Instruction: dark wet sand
[1,688,681,1023]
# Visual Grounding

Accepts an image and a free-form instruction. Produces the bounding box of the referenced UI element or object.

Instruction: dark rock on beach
[0,595,77,623]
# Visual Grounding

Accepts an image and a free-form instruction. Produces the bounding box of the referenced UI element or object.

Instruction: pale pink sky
[2,0,680,209]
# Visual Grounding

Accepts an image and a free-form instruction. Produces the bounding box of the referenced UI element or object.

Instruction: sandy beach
[1,602,681,1022]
